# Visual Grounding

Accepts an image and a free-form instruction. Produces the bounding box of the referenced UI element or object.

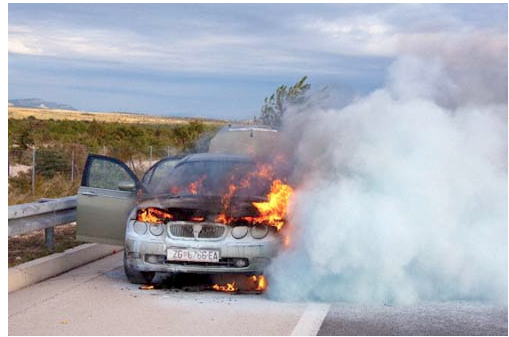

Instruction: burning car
[76,142,292,286]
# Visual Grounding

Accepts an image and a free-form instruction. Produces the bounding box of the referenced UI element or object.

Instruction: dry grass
[8,223,83,267]
[8,172,79,205]
[8,106,226,125]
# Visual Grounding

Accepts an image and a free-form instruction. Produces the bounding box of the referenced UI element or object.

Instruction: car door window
[85,156,136,190]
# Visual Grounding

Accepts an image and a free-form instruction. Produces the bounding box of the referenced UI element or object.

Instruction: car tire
[123,253,155,284]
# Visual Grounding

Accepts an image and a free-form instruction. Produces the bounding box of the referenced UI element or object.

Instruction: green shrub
[8,117,222,204]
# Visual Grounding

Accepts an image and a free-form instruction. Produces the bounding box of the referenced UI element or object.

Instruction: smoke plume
[267,35,508,305]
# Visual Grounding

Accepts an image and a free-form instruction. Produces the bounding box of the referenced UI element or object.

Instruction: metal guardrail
[8,195,78,251]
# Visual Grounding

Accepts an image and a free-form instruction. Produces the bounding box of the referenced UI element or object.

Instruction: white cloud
[9,24,155,60]
[8,25,44,55]
[8,6,508,76]
[8,39,41,55]
[8,22,333,75]
[303,16,398,57]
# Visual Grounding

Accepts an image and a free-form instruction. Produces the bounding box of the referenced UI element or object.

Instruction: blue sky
[8,4,507,120]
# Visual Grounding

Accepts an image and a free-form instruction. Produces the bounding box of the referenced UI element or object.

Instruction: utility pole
[71,148,74,183]
[149,146,153,167]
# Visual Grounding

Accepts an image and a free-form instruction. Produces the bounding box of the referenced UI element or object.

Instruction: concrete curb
[8,243,123,293]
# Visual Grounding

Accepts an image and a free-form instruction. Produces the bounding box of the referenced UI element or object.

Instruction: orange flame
[219,162,276,213]
[215,213,228,224]
[215,179,293,230]
[137,207,173,224]
[212,275,267,292]
[212,282,237,292]
[188,175,206,195]
[250,275,267,291]
[220,183,237,212]
[255,163,275,181]
[250,179,293,230]
[238,163,275,188]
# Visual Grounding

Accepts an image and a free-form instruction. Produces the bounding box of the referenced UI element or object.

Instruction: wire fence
[8,144,182,204]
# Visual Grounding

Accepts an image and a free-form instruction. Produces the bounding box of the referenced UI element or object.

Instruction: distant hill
[8,98,77,111]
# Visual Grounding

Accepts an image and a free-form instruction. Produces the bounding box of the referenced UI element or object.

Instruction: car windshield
[146,159,272,198]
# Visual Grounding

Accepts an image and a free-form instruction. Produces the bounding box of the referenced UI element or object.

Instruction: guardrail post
[31,148,36,195]
[45,227,55,252]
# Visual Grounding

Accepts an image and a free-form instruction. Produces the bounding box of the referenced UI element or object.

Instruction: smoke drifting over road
[267,36,508,304]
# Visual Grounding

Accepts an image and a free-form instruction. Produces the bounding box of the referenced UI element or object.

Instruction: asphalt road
[8,252,508,335]
[318,303,508,336]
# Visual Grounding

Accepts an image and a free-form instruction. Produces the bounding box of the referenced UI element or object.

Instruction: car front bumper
[124,221,282,274]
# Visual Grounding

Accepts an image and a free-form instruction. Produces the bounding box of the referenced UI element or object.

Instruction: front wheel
[123,253,155,284]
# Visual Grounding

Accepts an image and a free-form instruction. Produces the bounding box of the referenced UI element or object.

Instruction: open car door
[76,155,139,245]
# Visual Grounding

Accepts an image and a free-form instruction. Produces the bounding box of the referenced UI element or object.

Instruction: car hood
[136,194,262,218]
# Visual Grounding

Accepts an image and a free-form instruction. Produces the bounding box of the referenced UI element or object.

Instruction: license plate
[167,248,220,262]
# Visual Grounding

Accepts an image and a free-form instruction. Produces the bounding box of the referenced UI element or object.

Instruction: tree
[259,76,311,127]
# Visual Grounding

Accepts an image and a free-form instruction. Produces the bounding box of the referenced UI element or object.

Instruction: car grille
[169,224,225,239]
[169,225,193,238]
[198,226,225,238]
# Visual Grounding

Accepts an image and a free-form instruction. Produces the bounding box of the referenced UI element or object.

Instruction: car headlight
[149,224,164,236]
[231,226,248,239]
[133,221,147,235]
[251,225,268,239]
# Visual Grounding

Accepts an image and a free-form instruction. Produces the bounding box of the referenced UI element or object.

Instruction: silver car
[76,153,282,284]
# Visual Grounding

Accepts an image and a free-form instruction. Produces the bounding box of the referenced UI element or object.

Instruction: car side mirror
[118,180,136,191]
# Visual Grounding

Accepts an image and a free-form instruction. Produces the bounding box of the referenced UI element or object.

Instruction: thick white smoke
[267,38,508,305]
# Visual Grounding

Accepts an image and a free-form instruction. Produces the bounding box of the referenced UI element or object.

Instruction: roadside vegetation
[8,117,219,155]
[8,117,222,205]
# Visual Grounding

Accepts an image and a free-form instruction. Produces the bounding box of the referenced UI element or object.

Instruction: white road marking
[291,303,330,336]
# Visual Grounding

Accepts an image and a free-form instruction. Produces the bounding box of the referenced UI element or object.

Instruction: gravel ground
[8,223,82,267]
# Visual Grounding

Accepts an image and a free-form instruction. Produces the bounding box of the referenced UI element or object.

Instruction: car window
[143,158,180,190]
[87,158,135,190]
